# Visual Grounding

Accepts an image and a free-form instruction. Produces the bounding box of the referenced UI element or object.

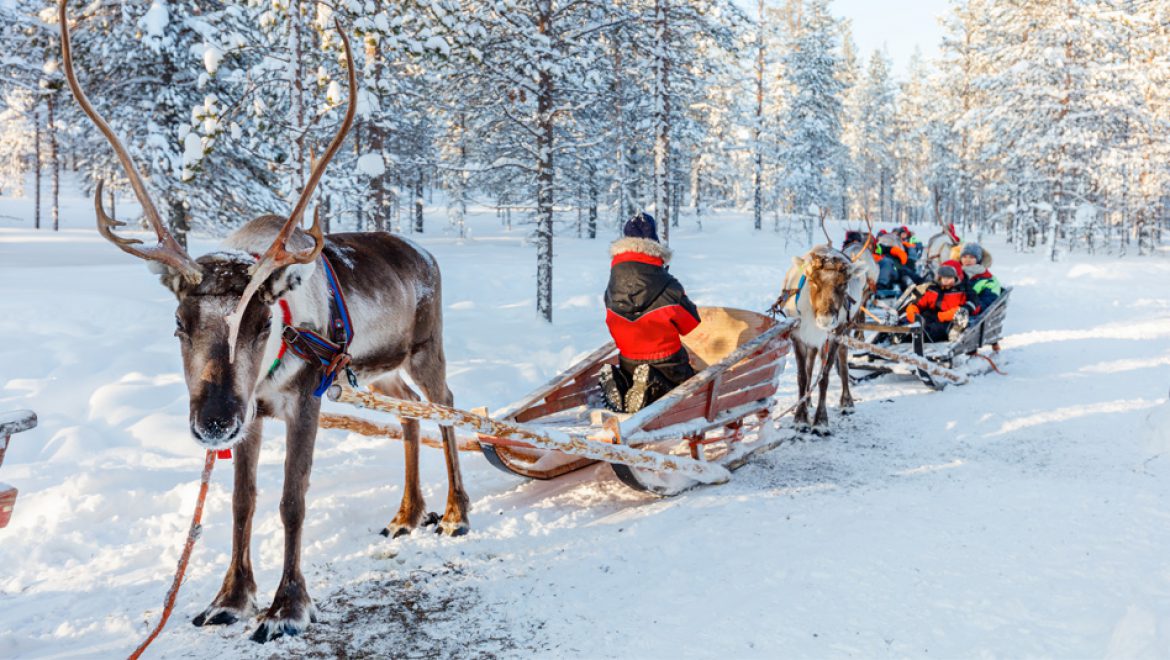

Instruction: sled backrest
[945,287,1011,359]
[682,307,776,371]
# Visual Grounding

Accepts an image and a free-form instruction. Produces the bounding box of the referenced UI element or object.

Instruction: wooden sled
[849,288,1011,390]
[0,410,37,529]
[476,307,797,495]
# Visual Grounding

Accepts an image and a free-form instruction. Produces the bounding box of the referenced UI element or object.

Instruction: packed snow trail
[1,196,1169,657]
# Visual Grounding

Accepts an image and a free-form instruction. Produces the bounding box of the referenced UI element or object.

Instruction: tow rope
[970,351,1007,375]
[129,450,216,660]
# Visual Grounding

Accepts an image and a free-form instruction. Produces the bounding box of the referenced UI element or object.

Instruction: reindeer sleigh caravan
[841,221,1013,391]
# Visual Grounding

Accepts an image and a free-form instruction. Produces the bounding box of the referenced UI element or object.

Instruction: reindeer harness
[269,254,356,396]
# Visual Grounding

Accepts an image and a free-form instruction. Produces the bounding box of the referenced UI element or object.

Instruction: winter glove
[964,301,978,314]
[938,307,958,322]
[905,305,919,323]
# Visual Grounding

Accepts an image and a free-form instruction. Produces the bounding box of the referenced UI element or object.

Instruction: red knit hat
[939,259,965,282]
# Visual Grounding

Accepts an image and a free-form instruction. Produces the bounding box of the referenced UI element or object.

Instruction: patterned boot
[623,364,653,414]
[598,364,628,412]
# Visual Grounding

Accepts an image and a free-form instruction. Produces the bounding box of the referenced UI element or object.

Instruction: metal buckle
[282,326,300,346]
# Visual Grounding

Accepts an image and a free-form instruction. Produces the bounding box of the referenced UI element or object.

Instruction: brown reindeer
[777,213,872,432]
[59,3,468,643]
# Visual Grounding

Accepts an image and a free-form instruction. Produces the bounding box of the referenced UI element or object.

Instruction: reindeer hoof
[839,406,855,416]
[193,599,257,627]
[437,519,469,537]
[421,511,442,527]
[811,426,833,437]
[383,524,409,538]
[249,604,317,643]
[250,619,299,643]
[194,610,237,627]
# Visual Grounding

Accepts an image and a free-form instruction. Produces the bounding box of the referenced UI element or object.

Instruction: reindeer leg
[194,417,261,627]
[837,342,855,412]
[408,346,470,537]
[793,341,811,429]
[369,375,427,538]
[813,341,838,432]
[251,395,320,643]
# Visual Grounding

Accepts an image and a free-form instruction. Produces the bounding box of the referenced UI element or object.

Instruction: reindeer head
[169,255,273,445]
[60,1,355,448]
[792,246,866,332]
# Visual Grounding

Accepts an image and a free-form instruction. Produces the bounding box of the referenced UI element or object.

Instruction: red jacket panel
[604,240,702,361]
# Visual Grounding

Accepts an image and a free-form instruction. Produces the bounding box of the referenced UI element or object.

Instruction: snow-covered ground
[1,182,1169,658]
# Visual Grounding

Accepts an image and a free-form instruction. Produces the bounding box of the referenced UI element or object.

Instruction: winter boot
[624,364,673,413]
[947,307,971,342]
[598,364,629,412]
[624,364,656,413]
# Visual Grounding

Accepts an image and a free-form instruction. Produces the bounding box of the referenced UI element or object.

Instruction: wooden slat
[718,354,785,394]
[703,377,721,421]
[715,383,778,412]
[630,400,773,445]
[514,390,594,423]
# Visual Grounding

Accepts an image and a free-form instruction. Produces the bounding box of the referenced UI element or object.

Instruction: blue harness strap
[278,254,356,397]
[794,274,807,305]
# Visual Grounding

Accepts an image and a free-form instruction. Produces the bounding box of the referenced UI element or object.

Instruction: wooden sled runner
[477,307,797,495]
[848,287,1012,390]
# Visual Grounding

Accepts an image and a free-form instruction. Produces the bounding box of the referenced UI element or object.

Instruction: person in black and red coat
[903,261,977,342]
[599,212,702,413]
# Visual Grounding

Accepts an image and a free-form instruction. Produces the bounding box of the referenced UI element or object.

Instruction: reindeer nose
[190,416,242,446]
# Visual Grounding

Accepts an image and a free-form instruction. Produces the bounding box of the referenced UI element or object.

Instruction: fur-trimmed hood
[609,237,672,264]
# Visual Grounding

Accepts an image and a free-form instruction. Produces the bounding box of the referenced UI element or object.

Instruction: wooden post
[838,334,968,384]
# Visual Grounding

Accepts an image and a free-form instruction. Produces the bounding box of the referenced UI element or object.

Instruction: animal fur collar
[610,237,672,264]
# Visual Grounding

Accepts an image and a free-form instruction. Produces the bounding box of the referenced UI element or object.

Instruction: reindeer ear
[259,261,315,304]
[149,262,194,298]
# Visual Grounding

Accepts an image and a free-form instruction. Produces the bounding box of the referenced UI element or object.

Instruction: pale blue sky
[833,0,949,78]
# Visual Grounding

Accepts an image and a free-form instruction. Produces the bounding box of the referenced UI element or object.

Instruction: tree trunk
[48,94,59,232]
[693,162,703,231]
[34,106,42,230]
[535,0,555,322]
[288,0,307,198]
[413,170,424,233]
[752,0,765,231]
[587,170,598,240]
[653,0,672,241]
[370,123,387,233]
[169,197,190,249]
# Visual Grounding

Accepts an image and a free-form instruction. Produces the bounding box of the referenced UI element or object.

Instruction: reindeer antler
[59,0,202,284]
[225,20,356,360]
[851,211,875,263]
[819,207,832,246]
